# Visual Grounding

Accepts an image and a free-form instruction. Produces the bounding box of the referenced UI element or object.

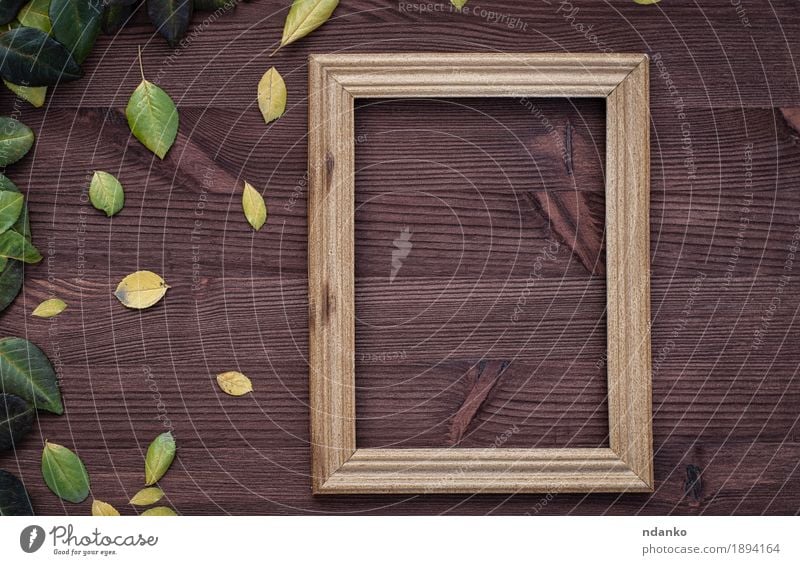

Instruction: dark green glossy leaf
[41,441,90,503]
[0,337,62,414]
[126,79,179,159]
[0,0,27,26]
[0,469,34,515]
[0,259,23,313]
[0,190,23,233]
[0,228,40,263]
[147,0,192,47]
[49,0,102,64]
[0,116,34,166]
[102,3,135,35]
[0,393,34,451]
[0,26,82,86]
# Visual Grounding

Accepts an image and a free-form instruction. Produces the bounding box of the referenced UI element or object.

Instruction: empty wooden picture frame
[308,53,651,494]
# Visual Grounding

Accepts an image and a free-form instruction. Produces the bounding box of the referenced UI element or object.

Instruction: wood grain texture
[605,58,653,487]
[0,0,798,514]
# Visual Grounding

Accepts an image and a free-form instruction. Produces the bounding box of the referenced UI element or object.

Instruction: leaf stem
[137,45,145,82]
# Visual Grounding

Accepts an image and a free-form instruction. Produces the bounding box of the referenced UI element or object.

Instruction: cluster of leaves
[0,0,345,516]
[0,336,61,515]
[0,118,39,314]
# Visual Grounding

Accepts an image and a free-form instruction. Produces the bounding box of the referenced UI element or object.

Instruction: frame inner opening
[353,97,610,449]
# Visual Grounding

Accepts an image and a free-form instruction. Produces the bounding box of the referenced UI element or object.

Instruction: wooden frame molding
[308,53,652,494]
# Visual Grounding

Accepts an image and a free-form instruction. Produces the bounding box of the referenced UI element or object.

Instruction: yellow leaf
[275,0,339,54]
[242,181,267,231]
[91,500,120,516]
[114,271,169,309]
[633,0,660,4]
[141,506,177,516]
[32,298,67,318]
[216,371,254,396]
[257,67,287,124]
[3,81,46,108]
[129,486,165,506]
[450,0,468,8]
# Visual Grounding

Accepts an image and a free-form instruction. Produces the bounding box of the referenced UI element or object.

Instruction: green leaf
[0,229,41,263]
[257,66,286,124]
[3,81,46,107]
[18,0,52,34]
[141,506,177,516]
[0,259,23,313]
[126,79,179,159]
[0,117,34,166]
[41,441,90,503]
[144,431,176,485]
[0,0,27,26]
[31,297,67,318]
[92,499,120,516]
[242,181,266,231]
[0,336,62,414]
[49,0,102,64]
[0,26,82,86]
[0,190,23,233]
[450,0,467,8]
[147,0,193,47]
[276,0,338,54]
[114,270,169,309]
[0,175,31,240]
[129,486,164,505]
[89,171,124,216]
[0,469,34,515]
[102,3,135,35]
[0,393,34,452]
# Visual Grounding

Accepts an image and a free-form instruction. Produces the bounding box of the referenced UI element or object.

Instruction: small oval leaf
[0,116,34,166]
[0,190,24,233]
[92,499,120,516]
[31,297,67,318]
[277,0,339,52]
[49,0,102,64]
[114,270,169,309]
[450,0,467,8]
[257,67,286,124]
[126,79,179,159]
[0,469,34,515]
[0,393,34,452]
[141,506,177,516]
[0,337,62,414]
[242,181,266,231]
[216,371,253,396]
[147,0,193,47]
[0,27,83,86]
[89,171,124,217]
[41,441,90,503]
[129,486,164,506]
[144,431,176,486]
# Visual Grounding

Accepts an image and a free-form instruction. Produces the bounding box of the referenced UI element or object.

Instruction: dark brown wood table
[1,0,799,515]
